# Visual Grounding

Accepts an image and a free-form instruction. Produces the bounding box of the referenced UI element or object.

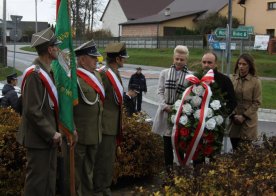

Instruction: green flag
[52,0,78,136]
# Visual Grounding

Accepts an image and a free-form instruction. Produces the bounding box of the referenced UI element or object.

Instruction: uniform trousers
[24,147,57,196]
[93,134,116,196]
[136,92,143,112]
[75,143,98,196]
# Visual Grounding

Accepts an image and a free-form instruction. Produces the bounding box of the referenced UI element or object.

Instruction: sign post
[10,15,22,72]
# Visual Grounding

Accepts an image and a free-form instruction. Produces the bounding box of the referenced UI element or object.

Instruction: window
[267,29,275,38]
[268,2,276,10]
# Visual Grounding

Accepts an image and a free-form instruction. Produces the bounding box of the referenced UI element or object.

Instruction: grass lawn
[261,80,276,109]
[0,66,22,81]
[123,48,276,77]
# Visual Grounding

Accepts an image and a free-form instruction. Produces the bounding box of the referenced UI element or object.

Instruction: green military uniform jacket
[17,58,57,148]
[74,70,103,144]
[100,66,122,135]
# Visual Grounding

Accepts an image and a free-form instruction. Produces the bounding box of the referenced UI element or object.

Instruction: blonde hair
[174,45,189,57]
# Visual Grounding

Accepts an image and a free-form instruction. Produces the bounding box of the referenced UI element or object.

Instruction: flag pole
[67,1,75,195]
[56,0,76,195]
[69,135,75,196]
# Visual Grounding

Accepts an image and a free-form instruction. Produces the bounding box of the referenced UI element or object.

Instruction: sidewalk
[7,44,276,122]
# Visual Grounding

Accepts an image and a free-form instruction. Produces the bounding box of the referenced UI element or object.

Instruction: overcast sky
[0,0,108,27]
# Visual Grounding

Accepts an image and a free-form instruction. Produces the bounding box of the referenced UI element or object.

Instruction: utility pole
[226,0,232,77]
[35,0,38,32]
[2,0,7,46]
[1,0,7,67]
[224,0,232,153]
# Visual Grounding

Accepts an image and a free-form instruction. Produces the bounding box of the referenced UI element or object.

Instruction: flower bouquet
[171,69,227,165]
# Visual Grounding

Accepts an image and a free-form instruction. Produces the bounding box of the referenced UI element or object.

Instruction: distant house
[17,21,49,34]
[102,0,275,38]
[0,19,15,36]
[100,0,174,36]
[235,0,276,37]
[121,0,246,37]
[0,20,49,41]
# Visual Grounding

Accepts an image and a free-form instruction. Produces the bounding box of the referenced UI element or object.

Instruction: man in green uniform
[17,27,62,196]
[74,40,104,196]
[93,42,129,196]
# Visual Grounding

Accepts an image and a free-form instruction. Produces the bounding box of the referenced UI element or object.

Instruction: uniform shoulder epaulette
[34,65,41,73]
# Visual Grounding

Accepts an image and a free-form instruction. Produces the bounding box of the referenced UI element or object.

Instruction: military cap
[7,73,17,81]
[30,27,61,48]
[74,40,101,57]
[105,42,129,58]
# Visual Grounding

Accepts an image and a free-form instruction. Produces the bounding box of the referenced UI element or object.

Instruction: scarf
[165,65,188,105]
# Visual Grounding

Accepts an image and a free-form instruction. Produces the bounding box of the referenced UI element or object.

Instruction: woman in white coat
[152,45,189,172]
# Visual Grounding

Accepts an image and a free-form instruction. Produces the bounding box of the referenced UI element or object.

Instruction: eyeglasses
[202,61,213,64]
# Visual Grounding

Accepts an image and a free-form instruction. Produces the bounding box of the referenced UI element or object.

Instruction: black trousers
[163,136,174,168]
[230,138,241,150]
[230,138,252,151]
[136,92,143,112]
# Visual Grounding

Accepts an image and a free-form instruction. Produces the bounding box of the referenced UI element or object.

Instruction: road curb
[142,96,276,123]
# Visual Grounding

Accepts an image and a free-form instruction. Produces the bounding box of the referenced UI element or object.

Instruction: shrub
[139,137,276,195]
[0,108,25,196]
[0,107,165,193]
[113,110,164,183]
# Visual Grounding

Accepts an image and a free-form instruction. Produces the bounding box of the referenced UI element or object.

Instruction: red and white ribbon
[96,65,106,72]
[21,65,59,116]
[105,68,123,105]
[77,68,105,102]
[172,69,214,165]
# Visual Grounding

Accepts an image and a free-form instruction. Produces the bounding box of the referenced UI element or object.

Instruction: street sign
[10,15,23,23]
[10,29,22,41]
[215,28,248,39]
[232,30,248,39]
[211,42,236,50]
[237,26,254,34]
[207,34,215,42]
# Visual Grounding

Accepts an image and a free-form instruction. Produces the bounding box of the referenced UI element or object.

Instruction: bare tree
[70,0,104,37]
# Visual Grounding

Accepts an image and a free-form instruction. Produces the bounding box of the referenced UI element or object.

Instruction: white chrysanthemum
[191,96,202,108]
[192,85,205,96]
[207,108,214,118]
[171,115,176,124]
[179,115,188,125]
[185,95,193,101]
[193,109,201,119]
[182,103,193,115]
[210,100,221,111]
[205,118,216,130]
[215,115,224,125]
[174,100,182,111]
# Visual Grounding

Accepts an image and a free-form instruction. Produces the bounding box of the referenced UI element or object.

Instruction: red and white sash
[21,65,59,116]
[172,69,214,165]
[105,68,123,105]
[77,68,105,102]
